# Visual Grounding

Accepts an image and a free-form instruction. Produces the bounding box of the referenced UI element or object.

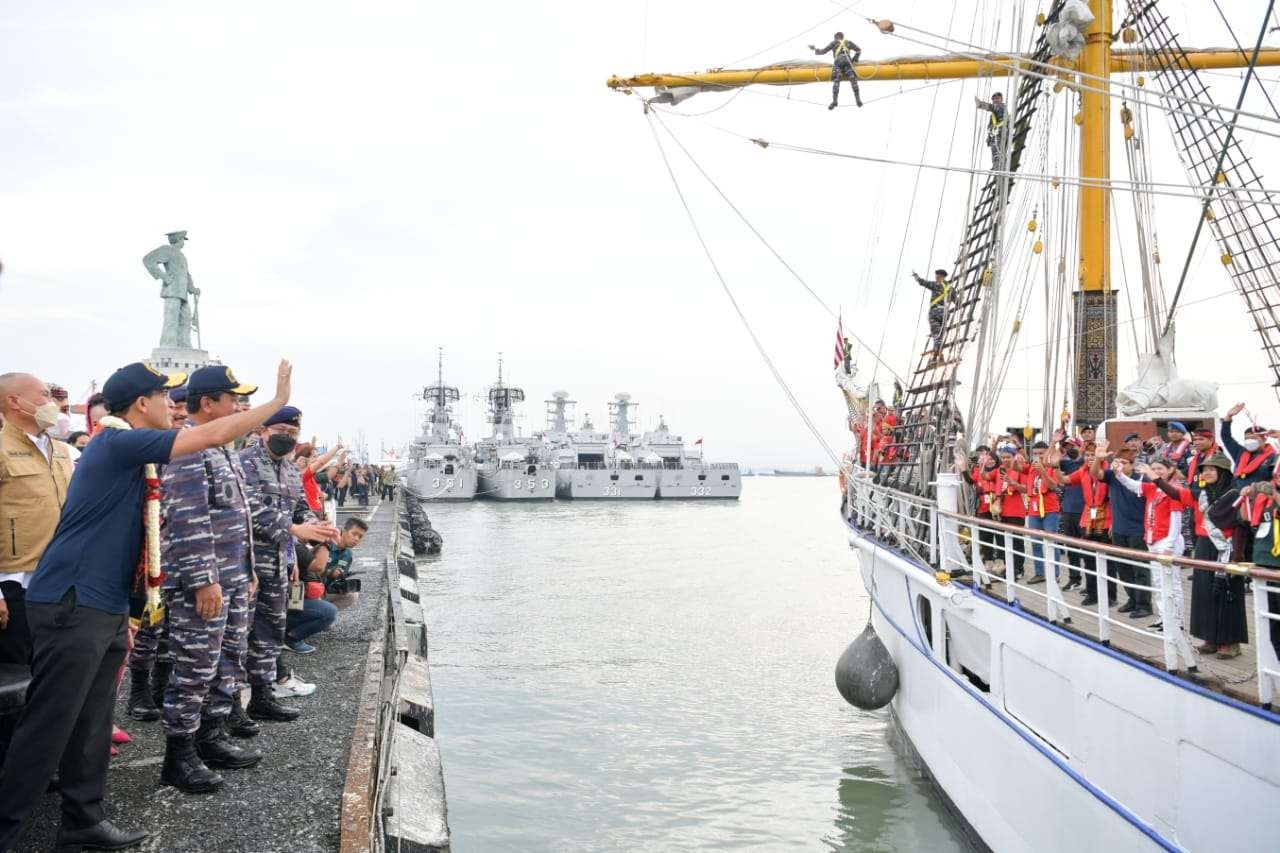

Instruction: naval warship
[636,415,741,499]
[404,350,477,501]
[474,357,554,500]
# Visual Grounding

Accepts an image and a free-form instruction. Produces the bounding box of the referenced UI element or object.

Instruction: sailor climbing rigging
[913,269,952,366]
[809,32,863,110]
[975,92,1008,169]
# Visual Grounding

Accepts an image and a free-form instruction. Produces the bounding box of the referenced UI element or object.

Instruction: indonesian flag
[833,315,845,369]
[694,438,704,446]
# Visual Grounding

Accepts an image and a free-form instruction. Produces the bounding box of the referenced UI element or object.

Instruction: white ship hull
[846,516,1280,852]
[477,466,555,500]
[404,466,477,501]
[555,468,657,500]
[655,466,742,499]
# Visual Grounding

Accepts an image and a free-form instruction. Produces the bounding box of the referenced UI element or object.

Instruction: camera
[326,576,362,595]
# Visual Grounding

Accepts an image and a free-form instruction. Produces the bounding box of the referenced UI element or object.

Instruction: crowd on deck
[0,361,395,852]
[849,400,1280,674]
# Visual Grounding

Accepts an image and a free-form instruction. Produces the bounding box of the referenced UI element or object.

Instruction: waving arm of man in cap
[171,360,292,459]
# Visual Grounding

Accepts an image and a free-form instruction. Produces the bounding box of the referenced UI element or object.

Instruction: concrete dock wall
[340,492,450,853]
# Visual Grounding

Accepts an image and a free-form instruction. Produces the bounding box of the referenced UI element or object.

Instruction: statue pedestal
[147,346,217,374]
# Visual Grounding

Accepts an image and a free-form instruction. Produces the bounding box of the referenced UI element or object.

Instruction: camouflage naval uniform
[240,441,317,686]
[160,436,254,736]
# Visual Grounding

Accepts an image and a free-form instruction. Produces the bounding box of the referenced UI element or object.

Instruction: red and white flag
[833,315,846,369]
[694,438,704,446]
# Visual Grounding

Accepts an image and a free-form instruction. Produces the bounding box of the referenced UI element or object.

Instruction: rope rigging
[643,111,844,467]
[1161,0,1277,337]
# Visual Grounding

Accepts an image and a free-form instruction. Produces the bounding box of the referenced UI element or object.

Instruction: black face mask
[267,434,297,457]
[1066,448,1080,459]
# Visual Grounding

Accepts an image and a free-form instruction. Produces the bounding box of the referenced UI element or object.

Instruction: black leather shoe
[54,819,148,852]
[247,683,300,722]
[126,668,160,722]
[1129,607,1153,619]
[1118,600,1136,613]
[196,718,262,769]
[160,734,223,794]
[227,693,260,738]
[1080,596,1098,607]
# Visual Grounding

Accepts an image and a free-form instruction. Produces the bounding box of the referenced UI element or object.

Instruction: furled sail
[1115,329,1220,415]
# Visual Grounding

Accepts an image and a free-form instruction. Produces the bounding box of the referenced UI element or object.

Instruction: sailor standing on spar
[810,32,863,110]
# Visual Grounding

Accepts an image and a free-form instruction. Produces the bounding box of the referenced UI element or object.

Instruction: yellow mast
[1078,0,1112,296]
[607,4,1280,418]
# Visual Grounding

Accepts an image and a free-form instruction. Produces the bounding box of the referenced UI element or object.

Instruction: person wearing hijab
[1153,453,1244,658]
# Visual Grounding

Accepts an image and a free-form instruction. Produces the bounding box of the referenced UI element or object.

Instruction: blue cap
[169,386,188,403]
[187,365,258,397]
[263,405,302,428]
[1167,421,1188,435]
[102,362,186,412]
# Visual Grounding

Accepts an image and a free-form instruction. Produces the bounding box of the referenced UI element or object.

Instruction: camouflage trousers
[126,610,170,672]
[246,565,288,686]
[831,59,861,103]
[161,575,251,736]
[927,305,945,351]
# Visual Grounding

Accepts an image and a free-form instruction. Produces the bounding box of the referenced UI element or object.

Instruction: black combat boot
[160,734,223,794]
[126,668,160,722]
[227,692,260,738]
[195,716,263,769]
[150,660,173,709]
[247,683,301,722]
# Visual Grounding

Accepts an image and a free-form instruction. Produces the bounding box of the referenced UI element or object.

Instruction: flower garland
[98,415,165,623]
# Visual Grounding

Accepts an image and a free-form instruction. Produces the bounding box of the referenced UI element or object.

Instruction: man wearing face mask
[0,373,75,756]
[1220,402,1275,489]
[239,406,338,724]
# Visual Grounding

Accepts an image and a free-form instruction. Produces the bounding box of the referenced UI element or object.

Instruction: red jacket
[1066,466,1110,531]
[1138,481,1180,546]
[1024,464,1061,518]
[995,466,1028,519]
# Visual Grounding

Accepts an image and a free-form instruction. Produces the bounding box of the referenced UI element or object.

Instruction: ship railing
[707,462,740,470]
[936,508,1280,708]
[845,469,938,566]
[842,470,1280,707]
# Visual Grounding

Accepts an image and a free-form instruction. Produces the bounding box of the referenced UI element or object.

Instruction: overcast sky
[3,1,1280,468]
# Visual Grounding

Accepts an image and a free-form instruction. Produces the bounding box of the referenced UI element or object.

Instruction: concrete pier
[19,495,449,852]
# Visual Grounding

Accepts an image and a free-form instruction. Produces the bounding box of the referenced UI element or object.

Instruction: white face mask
[1244,438,1262,452]
[28,400,61,432]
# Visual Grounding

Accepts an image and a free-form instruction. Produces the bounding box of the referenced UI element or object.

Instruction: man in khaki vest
[0,372,74,667]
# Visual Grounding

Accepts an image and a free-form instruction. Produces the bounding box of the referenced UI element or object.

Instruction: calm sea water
[417,477,972,852]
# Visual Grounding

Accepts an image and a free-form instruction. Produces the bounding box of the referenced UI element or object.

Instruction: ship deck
[963,572,1264,707]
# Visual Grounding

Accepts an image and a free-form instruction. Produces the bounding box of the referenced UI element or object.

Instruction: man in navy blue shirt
[1092,447,1153,619]
[0,360,294,853]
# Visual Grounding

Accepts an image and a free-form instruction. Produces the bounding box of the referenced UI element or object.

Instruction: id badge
[1257,521,1272,539]
[1089,507,1098,521]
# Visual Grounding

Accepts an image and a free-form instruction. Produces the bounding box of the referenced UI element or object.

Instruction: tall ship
[610,3,1280,850]
[474,356,554,500]
[551,392,659,499]
[405,350,477,501]
[636,415,742,499]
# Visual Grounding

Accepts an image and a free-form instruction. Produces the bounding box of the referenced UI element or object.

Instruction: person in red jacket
[966,447,1000,569]
[1064,443,1115,607]
[1023,441,1070,622]
[992,447,1027,579]
[1104,444,1198,673]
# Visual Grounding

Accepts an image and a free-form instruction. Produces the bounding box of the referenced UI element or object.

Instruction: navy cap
[263,405,302,428]
[187,365,258,397]
[169,386,188,403]
[1123,432,1140,442]
[102,362,186,412]
[1167,421,1188,434]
